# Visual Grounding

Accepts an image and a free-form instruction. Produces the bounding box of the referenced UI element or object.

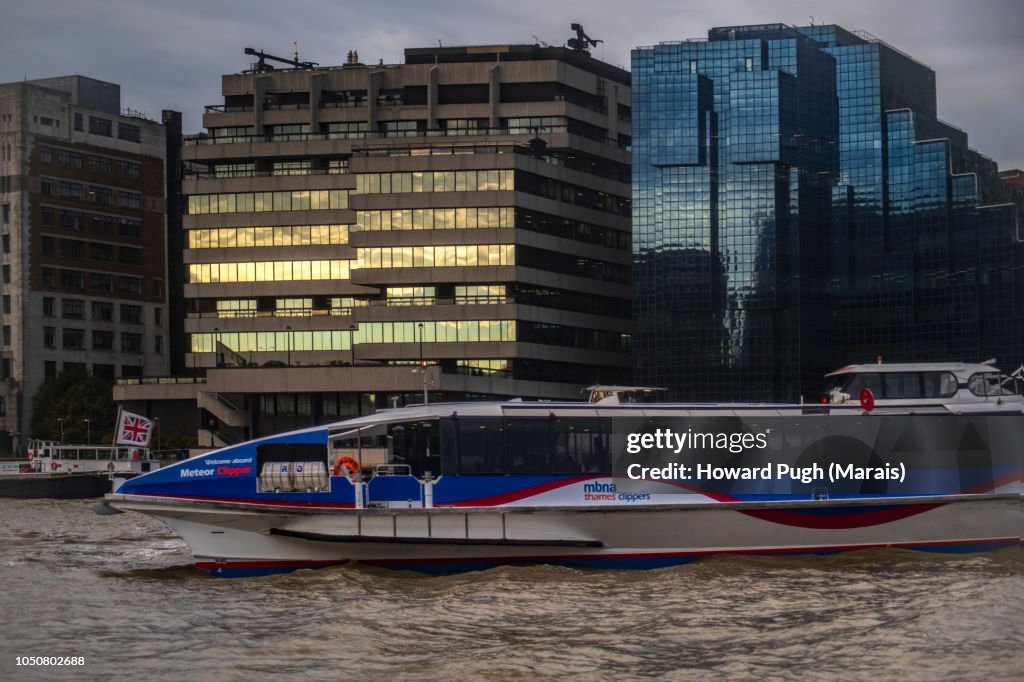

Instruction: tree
[30,368,116,443]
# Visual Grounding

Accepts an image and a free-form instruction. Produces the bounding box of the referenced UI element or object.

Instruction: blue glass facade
[633,23,1024,401]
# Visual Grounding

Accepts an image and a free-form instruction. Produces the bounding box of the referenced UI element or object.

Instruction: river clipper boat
[0,440,161,499]
[99,362,1024,577]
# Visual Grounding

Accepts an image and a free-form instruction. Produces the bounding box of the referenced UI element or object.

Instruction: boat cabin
[822,361,1023,410]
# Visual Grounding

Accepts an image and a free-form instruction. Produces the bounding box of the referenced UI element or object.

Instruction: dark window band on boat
[825,371,958,400]
[441,416,613,476]
[256,443,328,467]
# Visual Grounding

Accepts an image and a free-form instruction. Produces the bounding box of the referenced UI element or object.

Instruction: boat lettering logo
[180,468,215,478]
[179,466,252,478]
[217,466,252,477]
[582,481,651,503]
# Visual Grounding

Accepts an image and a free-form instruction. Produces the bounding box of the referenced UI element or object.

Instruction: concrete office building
[117,41,632,443]
[0,76,173,454]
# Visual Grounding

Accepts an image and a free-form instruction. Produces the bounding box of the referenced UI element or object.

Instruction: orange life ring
[51,462,60,471]
[27,451,34,461]
[131,449,139,461]
[107,461,116,472]
[332,456,360,476]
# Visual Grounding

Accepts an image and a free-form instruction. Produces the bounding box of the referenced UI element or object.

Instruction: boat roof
[824,362,1003,378]
[323,399,808,434]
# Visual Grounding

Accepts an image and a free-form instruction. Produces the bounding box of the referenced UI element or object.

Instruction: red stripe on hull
[445,476,603,507]
[739,503,943,529]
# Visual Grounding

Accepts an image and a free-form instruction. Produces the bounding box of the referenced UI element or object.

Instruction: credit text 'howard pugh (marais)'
[625,462,906,484]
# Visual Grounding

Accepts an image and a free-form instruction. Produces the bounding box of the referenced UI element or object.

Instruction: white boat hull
[108,493,1022,576]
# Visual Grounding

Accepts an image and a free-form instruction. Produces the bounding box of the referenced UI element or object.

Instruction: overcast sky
[2,0,1022,169]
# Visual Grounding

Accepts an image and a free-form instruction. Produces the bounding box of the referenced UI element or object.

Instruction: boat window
[883,373,922,399]
[256,442,327,467]
[839,372,882,397]
[450,418,506,473]
[505,419,552,473]
[331,423,391,471]
[968,372,1016,397]
[552,418,606,473]
[922,372,958,398]
[387,420,440,476]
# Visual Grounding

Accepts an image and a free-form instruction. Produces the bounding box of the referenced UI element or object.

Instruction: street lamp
[83,418,91,444]
[416,322,428,405]
[285,325,292,366]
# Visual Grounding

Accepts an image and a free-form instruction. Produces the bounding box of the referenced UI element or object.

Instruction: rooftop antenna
[293,41,299,63]
[532,35,551,47]
[809,16,815,26]
[567,23,602,56]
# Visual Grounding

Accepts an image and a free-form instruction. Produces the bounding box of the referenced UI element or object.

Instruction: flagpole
[114,406,123,447]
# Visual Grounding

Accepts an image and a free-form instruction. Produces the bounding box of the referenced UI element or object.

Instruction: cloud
[0,0,1020,168]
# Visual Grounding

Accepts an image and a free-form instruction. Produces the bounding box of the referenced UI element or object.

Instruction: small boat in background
[0,440,162,499]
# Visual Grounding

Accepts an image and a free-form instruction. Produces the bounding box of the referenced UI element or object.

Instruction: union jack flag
[116,410,152,446]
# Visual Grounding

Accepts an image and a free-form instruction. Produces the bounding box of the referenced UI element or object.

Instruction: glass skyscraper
[633,24,1023,401]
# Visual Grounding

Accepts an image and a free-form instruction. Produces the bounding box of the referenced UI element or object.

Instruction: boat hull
[0,473,113,499]
[107,493,1022,577]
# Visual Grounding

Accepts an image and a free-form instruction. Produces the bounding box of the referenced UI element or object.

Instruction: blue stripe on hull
[199,539,1020,577]
[911,540,1018,554]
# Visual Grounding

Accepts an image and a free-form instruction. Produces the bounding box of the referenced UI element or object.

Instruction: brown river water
[0,498,1022,681]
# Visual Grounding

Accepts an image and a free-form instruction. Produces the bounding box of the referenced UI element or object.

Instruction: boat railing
[28,442,151,461]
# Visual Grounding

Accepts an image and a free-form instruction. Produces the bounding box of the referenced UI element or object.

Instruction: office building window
[89,116,112,137]
[118,160,141,178]
[118,123,141,142]
[120,304,142,324]
[118,191,142,209]
[60,270,84,289]
[188,224,348,249]
[92,330,115,350]
[92,301,114,320]
[325,122,367,139]
[118,246,142,265]
[118,277,142,295]
[61,298,85,319]
[62,328,85,350]
[121,333,143,353]
[118,218,142,238]
[186,190,348,215]
[90,273,113,293]
[87,156,112,175]
[58,150,83,169]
